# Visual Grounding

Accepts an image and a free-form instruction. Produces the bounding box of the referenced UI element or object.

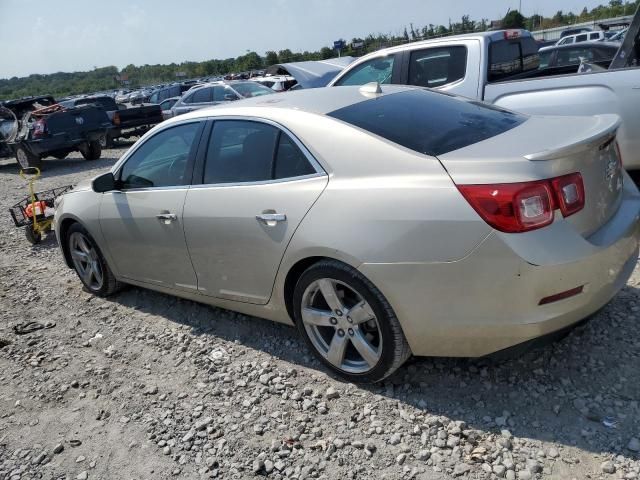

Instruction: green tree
[264,51,279,66]
[503,10,526,29]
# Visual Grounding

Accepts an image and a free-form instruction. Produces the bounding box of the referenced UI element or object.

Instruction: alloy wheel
[69,232,104,291]
[301,278,382,374]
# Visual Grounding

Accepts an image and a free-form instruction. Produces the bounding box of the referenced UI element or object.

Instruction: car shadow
[102,281,640,460]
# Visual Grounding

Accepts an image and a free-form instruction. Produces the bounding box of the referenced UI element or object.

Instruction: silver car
[171,81,274,117]
[54,85,640,382]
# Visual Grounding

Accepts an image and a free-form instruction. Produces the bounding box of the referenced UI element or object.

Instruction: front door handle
[156,212,177,224]
[256,212,286,227]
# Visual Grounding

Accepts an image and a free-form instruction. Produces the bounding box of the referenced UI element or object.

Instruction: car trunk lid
[437,114,623,237]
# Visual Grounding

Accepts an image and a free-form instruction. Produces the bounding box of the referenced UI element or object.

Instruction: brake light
[32,118,47,138]
[458,173,585,233]
[113,112,121,126]
[551,173,585,217]
[504,30,522,40]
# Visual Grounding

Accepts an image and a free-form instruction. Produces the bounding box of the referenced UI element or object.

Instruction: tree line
[1,0,638,100]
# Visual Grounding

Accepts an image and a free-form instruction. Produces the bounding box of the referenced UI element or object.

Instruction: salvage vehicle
[54,85,640,382]
[538,42,620,69]
[328,28,640,169]
[170,81,274,116]
[0,95,112,169]
[59,96,163,147]
[159,97,180,120]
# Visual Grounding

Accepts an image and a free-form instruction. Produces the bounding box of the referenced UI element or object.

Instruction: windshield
[328,89,527,156]
[232,82,275,98]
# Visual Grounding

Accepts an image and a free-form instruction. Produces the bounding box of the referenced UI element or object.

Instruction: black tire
[25,226,41,245]
[293,259,411,383]
[79,141,101,161]
[15,144,42,169]
[66,223,120,296]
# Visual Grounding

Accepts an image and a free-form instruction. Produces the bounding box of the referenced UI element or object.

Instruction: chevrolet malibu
[54,85,640,383]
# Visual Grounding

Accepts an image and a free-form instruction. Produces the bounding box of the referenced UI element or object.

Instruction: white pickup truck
[328,29,640,169]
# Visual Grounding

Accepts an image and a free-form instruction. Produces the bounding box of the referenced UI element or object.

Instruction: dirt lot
[0,147,639,480]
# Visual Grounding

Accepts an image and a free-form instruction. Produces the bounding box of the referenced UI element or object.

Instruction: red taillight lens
[458,173,585,233]
[33,118,47,138]
[458,181,555,233]
[550,173,585,217]
[113,112,121,126]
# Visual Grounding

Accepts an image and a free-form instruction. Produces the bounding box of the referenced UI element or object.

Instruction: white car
[556,31,606,45]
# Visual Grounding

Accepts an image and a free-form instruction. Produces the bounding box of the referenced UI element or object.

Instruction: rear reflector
[457,173,584,233]
[538,286,584,305]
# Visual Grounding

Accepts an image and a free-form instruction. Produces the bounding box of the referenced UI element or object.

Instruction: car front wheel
[293,260,411,383]
[67,223,120,296]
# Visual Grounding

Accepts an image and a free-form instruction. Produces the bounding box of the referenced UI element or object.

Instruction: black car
[538,42,620,69]
[0,95,112,169]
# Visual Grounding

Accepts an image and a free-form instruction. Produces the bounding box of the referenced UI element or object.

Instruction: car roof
[169,84,421,122]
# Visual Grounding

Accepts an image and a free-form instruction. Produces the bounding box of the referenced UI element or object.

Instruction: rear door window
[589,33,600,40]
[334,55,396,86]
[488,38,540,82]
[408,46,467,88]
[576,34,588,43]
[328,89,526,156]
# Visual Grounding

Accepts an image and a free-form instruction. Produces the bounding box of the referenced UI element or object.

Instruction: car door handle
[256,213,286,226]
[156,212,177,223]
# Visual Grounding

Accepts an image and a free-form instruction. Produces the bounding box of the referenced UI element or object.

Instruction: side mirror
[224,94,238,101]
[93,172,117,193]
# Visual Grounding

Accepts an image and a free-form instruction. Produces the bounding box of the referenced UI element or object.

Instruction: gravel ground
[0,147,639,480]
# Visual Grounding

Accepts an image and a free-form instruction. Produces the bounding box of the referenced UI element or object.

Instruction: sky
[0,0,616,79]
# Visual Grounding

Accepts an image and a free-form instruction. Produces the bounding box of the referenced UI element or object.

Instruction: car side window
[213,86,238,102]
[538,50,552,68]
[274,134,315,179]
[334,55,395,86]
[408,46,467,88]
[204,121,279,184]
[576,34,588,42]
[119,122,200,189]
[589,33,600,40]
[203,120,317,184]
[192,87,212,103]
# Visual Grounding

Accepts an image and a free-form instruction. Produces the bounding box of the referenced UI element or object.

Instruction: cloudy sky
[0,0,618,78]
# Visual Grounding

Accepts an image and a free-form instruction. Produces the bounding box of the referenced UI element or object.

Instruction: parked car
[159,97,180,120]
[54,85,639,382]
[559,27,592,38]
[538,42,620,69]
[328,29,640,169]
[0,95,111,169]
[556,31,607,45]
[59,96,163,147]
[148,84,191,104]
[171,81,274,116]
[252,75,298,92]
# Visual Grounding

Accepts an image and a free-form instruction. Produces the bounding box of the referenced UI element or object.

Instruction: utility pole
[519,0,522,13]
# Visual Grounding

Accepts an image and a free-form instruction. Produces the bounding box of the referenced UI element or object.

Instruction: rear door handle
[156,212,177,224]
[256,213,286,226]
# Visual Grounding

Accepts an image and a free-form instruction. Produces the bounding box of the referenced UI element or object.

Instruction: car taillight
[457,173,585,233]
[550,173,585,217]
[33,118,47,138]
[113,112,120,126]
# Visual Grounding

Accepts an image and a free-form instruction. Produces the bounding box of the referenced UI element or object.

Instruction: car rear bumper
[25,130,107,156]
[359,178,640,357]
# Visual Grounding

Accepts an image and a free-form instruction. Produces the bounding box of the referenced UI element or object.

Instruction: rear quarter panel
[483,69,640,169]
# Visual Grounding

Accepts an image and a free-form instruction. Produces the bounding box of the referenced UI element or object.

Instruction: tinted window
[160,98,177,111]
[589,33,600,40]
[328,89,526,156]
[576,34,588,42]
[192,87,212,103]
[408,46,467,88]
[120,123,200,188]
[335,56,395,86]
[488,38,540,82]
[274,134,315,179]
[204,121,278,184]
[538,50,552,68]
[213,86,238,102]
[150,92,159,103]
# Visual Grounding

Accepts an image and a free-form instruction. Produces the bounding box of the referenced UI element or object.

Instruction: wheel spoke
[326,332,348,367]
[91,262,103,286]
[347,301,375,325]
[301,307,334,327]
[70,249,88,263]
[317,279,344,313]
[350,330,380,367]
[81,265,94,285]
[78,236,92,254]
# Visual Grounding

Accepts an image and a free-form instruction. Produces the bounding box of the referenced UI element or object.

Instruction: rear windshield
[327,89,526,156]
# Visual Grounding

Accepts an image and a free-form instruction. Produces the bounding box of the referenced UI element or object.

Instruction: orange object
[25,201,47,218]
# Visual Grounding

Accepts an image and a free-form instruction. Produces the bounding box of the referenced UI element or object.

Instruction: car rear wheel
[293,260,411,383]
[67,223,120,296]
[79,141,101,161]
[15,144,42,169]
